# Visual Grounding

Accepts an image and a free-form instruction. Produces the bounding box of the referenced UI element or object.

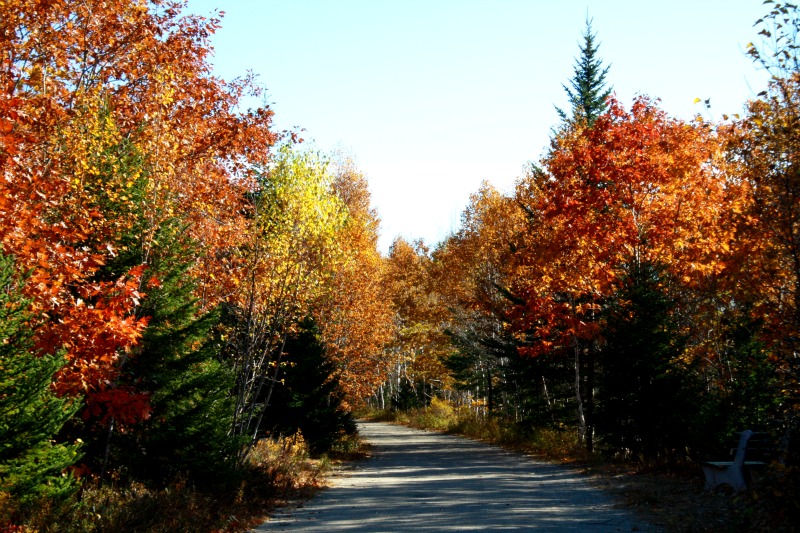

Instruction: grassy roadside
[3,432,370,533]
[361,399,795,532]
[360,399,585,461]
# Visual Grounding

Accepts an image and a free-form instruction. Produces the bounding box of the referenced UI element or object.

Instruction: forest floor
[584,462,733,532]
[578,450,796,531]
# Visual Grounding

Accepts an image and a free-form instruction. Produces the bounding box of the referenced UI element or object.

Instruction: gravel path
[254,421,656,532]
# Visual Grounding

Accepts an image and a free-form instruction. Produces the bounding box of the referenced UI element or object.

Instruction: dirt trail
[254,421,657,532]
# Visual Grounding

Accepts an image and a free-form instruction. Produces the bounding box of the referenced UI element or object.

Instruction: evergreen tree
[59,129,240,483]
[696,305,784,455]
[595,261,700,460]
[116,222,240,483]
[556,18,612,128]
[264,317,355,455]
[0,253,81,506]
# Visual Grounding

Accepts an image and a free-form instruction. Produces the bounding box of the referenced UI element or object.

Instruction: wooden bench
[702,430,770,492]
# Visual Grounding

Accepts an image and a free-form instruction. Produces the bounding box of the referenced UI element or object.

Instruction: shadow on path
[254,421,656,532]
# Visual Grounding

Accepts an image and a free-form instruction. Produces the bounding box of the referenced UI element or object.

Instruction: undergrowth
[2,431,367,533]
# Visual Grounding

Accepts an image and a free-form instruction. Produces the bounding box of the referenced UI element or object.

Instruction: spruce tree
[0,253,81,506]
[557,18,612,128]
[595,261,700,460]
[113,221,240,483]
[64,126,241,483]
[263,317,355,455]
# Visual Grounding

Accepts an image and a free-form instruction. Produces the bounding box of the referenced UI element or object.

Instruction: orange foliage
[0,0,275,422]
[314,160,394,406]
[510,96,731,356]
[384,238,451,387]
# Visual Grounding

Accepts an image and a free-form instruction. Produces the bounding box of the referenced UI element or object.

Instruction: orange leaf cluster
[0,0,275,424]
[505,96,732,355]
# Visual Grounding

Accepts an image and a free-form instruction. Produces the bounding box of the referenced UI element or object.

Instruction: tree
[0,253,81,507]
[434,183,538,420]
[731,0,800,464]
[595,260,699,460]
[314,157,394,407]
[263,317,355,455]
[383,238,451,410]
[556,18,612,128]
[0,0,275,442]
[227,146,344,462]
[511,96,729,451]
[111,221,240,483]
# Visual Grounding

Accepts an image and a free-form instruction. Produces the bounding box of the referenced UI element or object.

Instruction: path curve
[254,421,655,532]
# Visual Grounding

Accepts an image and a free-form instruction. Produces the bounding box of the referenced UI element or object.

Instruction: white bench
[701,430,768,492]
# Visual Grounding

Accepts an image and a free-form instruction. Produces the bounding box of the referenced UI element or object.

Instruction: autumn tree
[726,1,800,462]
[382,238,451,410]
[0,0,275,478]
[510,18,613,446]
[314,156,394,407]
[434,183,538,419]
[510,96,730,455]
[226,145,344,462]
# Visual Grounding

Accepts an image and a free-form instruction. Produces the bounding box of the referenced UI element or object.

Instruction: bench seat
[701,430,770,492]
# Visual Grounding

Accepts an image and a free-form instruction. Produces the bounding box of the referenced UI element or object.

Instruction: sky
[185,0,771,254]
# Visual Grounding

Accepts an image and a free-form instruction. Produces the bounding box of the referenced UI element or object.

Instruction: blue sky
[185,0,770,253]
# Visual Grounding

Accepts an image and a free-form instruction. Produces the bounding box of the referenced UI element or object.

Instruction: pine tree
[115,221,240,483]
[55,128,240,483]
[595,261,700,460]
[556,18,612,128]
[263,317,355,455]
[0,253,81,506]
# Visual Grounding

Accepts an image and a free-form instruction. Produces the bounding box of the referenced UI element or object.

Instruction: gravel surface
[254,421,658,532]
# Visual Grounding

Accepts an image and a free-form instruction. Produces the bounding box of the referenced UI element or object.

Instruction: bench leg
[702,465,747,492]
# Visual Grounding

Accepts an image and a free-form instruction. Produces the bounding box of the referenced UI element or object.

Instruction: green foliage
[691,305,786,458]
[445,311,509,415]
[556,17,612,128]
[62,130,241,484]
[121,222,240,483]
[390,377,428,412]
[0,253,81,506]
[264,318,355,455]
[595,261,702,460]
[446,313,574,427]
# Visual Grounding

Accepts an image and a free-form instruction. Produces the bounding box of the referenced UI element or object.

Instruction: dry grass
[2,431,371,533]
